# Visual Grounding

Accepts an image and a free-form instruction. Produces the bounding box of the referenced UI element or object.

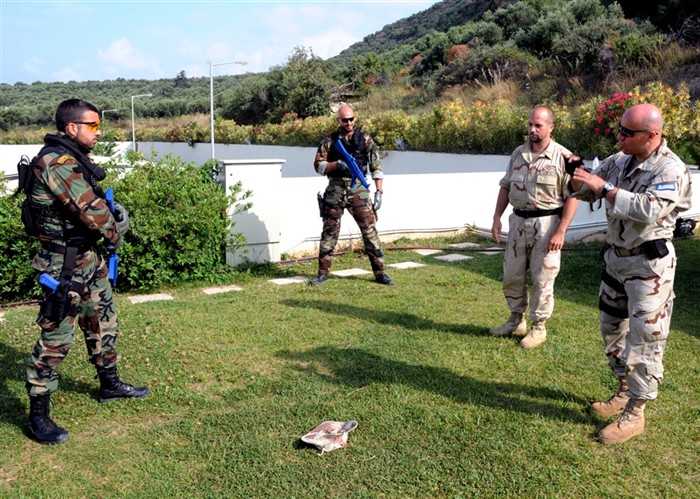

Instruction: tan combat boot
[520,320,547,348]
[590,377,629,418]
[598,398,646,445]
[489,312,527,337]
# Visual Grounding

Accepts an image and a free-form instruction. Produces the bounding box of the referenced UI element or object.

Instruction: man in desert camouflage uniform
[569,103,692,444]
[490,106,579,348]
[23,99,148,445]
[309,103,394,286]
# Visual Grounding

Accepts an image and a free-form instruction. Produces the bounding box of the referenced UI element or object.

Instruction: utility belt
[607,239,669,259]
[513,207,563,219]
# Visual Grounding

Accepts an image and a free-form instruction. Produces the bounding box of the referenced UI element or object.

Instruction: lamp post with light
[209,60,247,159]
[102,109,118,122]
[131,94,152,151]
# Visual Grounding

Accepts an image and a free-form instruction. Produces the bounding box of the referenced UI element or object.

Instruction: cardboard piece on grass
[300,420,358,454]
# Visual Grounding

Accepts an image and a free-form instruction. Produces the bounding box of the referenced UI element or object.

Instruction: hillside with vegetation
[1,0,698,161]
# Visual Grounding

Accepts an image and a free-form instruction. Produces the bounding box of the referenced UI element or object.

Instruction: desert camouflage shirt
[499,138,573,211]
[572,139,693,249]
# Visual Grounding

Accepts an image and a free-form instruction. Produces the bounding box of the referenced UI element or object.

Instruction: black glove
[373,190,383,212]
[113,202,130,236]
[335,159,350,176]
[565,157,585,176]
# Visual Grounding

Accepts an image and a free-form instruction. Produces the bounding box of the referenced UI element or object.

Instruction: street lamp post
[102,108,118,121]
[210,60,247,159]
[131,94,152,151]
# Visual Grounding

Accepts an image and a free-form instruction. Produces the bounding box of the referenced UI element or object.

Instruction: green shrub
[0,154,252,303]
[107,154,252,290]
[0,178,39,303]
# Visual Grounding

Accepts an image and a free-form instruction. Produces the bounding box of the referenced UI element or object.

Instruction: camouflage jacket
[29,134,119,248]
[572,139,693,249]
[499,138,573,211]
[314,126,383,180]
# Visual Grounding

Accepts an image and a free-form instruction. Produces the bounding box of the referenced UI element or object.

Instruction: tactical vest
[18,141,106,248]
[326,129,368,179]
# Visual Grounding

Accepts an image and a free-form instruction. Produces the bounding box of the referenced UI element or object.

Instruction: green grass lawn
[1,233,699,497]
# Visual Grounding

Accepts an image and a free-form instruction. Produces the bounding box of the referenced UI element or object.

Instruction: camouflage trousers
[502,212,562,321]
[598,244,676,400]
[27,248,120,396]
[317,180,384,276]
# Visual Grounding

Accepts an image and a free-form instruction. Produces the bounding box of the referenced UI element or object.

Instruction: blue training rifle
[105,188,119,286]
[332,140,370,189]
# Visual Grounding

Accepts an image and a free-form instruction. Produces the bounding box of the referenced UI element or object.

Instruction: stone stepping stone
[433,253,474,262]
[413,249,443,256]
[331,268,372,277]
[202,284,244,295]
[388,261,425,269]
[129,293,174,304]
[269,276,307,285]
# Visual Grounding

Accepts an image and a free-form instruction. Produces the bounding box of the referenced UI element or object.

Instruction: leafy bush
[0,154,252,303]
[107,154,252,290]
[0,178,39,303]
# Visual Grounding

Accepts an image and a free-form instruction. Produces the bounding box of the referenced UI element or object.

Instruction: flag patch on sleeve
[655,182,677,191]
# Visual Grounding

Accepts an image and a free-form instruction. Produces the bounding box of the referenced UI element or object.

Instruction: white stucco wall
[3,141,699,263]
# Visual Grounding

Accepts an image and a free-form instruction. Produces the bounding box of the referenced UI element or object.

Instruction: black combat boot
[26,394,69,445]
[96,366,149,403]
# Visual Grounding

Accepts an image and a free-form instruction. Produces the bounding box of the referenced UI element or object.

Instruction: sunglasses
[73,121,101,132]
[340,116,355,123]
[618,123,651,138]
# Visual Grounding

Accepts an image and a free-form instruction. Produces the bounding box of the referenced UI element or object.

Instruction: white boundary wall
[3,142,699,263]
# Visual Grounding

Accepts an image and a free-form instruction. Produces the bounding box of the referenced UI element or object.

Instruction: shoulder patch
[55,154,74,165]
[655,181,677,191]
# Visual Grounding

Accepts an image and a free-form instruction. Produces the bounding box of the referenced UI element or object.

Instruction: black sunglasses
[618,123,651,138]
[340,116,355,123]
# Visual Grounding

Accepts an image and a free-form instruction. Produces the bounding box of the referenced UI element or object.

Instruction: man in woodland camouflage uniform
[569,103,692,444]
[490,106,579,348]
[23,99,148,445]
[309,103,394,286]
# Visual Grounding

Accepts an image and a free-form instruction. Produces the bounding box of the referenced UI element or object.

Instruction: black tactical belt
[513,207,563,219]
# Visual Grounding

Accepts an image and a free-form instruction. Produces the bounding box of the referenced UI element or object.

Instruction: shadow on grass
[0,339,98,431]
[281,299,482,336]
[276,346,590,425]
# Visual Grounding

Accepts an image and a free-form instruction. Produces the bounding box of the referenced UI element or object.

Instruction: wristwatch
[601,182,615,198]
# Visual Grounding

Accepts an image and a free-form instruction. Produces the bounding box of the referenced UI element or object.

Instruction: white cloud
[52,66,80,83]
[303,30,361,60]
[22,57,43,77]
[98,38,157,70]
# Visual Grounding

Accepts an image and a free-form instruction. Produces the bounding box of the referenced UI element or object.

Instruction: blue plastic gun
[105,188,119,286]
[333,140,370,189]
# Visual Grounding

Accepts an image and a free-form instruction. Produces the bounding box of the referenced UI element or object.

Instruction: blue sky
[0,0,440,84]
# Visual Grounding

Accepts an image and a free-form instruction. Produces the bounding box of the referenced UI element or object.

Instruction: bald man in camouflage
[310,103,394,286]
[23,99,148,445]
[490,106,579,349]
[569,103,693,444]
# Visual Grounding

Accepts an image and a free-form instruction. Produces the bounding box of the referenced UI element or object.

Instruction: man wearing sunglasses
[22,99,148,445]
[490,106,579,349]
[310,103,394,286]
[568,103,692,445]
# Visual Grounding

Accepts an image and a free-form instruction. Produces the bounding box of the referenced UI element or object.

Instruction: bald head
[622,103,663,133]
[527,106,555,150]
[531,106,554,125]
[618,103,664,160]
